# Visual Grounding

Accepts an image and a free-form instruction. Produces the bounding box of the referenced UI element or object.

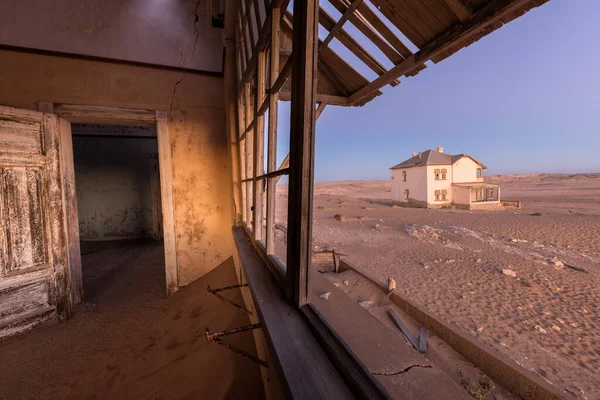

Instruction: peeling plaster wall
[72,132,157,240]
[0,49,234,286]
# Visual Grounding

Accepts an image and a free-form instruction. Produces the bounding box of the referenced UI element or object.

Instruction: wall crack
[372,364,434,376]
[169,0,201,114]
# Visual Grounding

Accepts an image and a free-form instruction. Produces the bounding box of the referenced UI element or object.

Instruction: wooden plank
[57,118,83,306]
[149,154,163,240]
[286,0,319,307]
[320,0,363,49]
[279,91,350,105]
[156,111,179,296]
[419,327,427,353]
[41,113,69,320]
[253,50,267,242]
[53,104,155,125]
[238,9,274,92]
[442,0,472,21]
[349,0,536,105]
[242,167,290,182]
[270,56,293,95]
[274,103,325,186]
[266,6,281,255]
[302,304,393,399]
[252,0,263,37]
[387,309,421,352]
[244,82,254,229]
[233,228,353,399]
[244,0,257,50]
[327,0,403,64]
[225,0,244,226]
[352,2,414,59]
[318,8,399,86]
[315,102,327,119]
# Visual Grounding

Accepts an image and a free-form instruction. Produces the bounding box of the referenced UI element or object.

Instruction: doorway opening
[71,123,166,303]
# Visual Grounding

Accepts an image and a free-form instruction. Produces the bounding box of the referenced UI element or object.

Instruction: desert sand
[278,173,600,399]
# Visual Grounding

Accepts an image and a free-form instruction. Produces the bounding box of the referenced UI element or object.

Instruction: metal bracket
[205,324,268,367]
[207,284,252,314]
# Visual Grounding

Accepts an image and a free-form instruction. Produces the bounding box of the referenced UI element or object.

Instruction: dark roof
[390,150,486,170]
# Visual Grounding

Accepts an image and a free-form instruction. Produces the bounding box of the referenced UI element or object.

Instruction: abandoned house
[0,0,562,399]
[390,146,501,209]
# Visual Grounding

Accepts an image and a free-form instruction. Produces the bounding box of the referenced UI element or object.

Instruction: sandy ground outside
[0,240,264,400]
[275,173,600,399]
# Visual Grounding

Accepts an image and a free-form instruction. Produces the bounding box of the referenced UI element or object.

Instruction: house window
[404,189,409,200]
[441,189,447,201]
[434,169,440,180]
[434,189,440,200]
[441,168,447,180]
[402,171,407,182]
[477,168,482,178]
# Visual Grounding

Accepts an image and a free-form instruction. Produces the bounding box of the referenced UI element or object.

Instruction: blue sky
[276,0,600,182]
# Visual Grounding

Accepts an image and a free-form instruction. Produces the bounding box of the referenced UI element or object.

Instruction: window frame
[234,0,321,307]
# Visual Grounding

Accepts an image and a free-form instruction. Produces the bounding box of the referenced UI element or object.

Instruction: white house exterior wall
[453,157,484,183]
[426,165,453,206]
[391,166,428,205]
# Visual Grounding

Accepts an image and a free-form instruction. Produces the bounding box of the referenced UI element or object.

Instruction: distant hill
[486,173,600,184]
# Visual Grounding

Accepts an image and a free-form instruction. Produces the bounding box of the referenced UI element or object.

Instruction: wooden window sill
[232,227,354,399]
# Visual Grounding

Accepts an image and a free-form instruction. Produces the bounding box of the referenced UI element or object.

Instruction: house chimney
[418,152,422,158]
[412,152,416,157]
[437,146,444,153]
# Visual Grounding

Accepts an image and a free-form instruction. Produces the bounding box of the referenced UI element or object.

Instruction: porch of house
[453,183,501,210]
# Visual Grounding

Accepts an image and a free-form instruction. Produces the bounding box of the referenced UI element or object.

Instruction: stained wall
[0,49,234,286]
[72,131,157,240]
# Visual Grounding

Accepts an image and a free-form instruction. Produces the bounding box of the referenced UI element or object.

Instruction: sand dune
[282,173,600,398]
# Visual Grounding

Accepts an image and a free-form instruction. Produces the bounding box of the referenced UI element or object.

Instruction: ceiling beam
[348,0,536,105]
[320,0,363,49]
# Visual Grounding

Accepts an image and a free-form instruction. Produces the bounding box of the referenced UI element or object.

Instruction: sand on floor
[277,173,600,399]
[0,241,264,400]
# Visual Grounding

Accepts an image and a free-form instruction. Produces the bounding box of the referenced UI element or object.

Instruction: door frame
[38,102,179,303]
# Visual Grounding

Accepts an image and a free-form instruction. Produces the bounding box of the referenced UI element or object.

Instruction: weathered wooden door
[0,105,69,340]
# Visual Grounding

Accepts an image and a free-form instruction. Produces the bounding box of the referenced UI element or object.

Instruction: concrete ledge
[339,259,567,400]
[392,199,427,208]
[470,202,502,211]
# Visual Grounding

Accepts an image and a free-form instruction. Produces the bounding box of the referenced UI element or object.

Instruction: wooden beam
[327,0,403,64]
[242,167,290,183]
[318,8,399,86]
[442,0,472,21]
[352,2,414,60]
[266,6,281,256]
[244,82,254,227]
[156,111,179,296]
[320,0,363,49]
[270,56,293,95]
[315,102,327,119]
[253,49,267,242]
[349,0,535,105]
[274,103,325,185]
[244,0,257,50]
[279,91,349,106]
[286,0,319,307]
